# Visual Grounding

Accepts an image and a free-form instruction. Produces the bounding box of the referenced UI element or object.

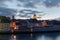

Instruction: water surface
[0,32,60,40]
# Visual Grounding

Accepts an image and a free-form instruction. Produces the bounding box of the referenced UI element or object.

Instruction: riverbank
[0,30,60,34]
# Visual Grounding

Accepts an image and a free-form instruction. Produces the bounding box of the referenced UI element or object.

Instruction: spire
[12,15,15,19]
[12,15,15,22]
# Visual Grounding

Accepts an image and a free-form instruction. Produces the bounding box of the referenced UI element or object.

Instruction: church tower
[33,14,37,19]
[12,15,15,22]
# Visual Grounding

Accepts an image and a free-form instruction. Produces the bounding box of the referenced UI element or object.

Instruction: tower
[33,14,37,19]
[12,15,15,22]
[12,16,14,20]
[10,15,17,32]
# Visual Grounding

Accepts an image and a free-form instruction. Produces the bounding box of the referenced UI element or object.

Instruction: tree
[0,16,10,23]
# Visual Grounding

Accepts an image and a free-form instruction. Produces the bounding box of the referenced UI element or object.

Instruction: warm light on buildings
[42,20,48,27]
[10,22,16,28]
[33,14,37,19]
[10,21,17,32]
[14,27,17,30]
[11,34,16,40]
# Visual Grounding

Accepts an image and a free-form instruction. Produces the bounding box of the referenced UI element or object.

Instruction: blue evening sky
[0,0,60,20]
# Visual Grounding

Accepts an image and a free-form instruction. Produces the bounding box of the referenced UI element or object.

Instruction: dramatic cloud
[14,9,44,18]
[0,0,60,8]
[16,9,41,17]
[44,0,60,7]
[0,7,16,16]
[0,0,6,7]
[0,0,60,19]
[18,0,60,8]
[20,9,40,14]
[17,0,41,8]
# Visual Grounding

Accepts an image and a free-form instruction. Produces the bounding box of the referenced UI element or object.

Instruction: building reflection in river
[11,34,16,40]
[9,33,60,40]
[0,32,60,40]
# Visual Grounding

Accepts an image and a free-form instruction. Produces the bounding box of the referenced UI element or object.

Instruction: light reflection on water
[10,34,16,40]
[0,32,60,40]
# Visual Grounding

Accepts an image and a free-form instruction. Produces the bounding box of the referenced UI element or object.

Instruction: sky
[0,0,60,20]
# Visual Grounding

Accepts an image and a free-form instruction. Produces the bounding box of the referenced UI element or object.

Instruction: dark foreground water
[0,32,60,40]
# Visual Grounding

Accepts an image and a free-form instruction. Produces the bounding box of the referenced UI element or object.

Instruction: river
[0,32,60,40]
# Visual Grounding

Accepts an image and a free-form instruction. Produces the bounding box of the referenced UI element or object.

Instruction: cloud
[0,0,60,19]
[20,9,40,14]
[17,0,60,8]
[15,9,41,17]
[17,0,41,8]
[0,7,16,16]
[0,0,60,9]
[44,0,60,7]
[0,0,10,7]
[1,0,60,9]
[0,0,6,2]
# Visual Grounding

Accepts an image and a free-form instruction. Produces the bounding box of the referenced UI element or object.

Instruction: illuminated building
[10,16,17,32]
[33,14,37,19]
[42,20,48,27]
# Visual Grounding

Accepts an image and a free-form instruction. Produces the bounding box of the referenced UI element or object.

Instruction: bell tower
[12,15,15,22]
[33,14,37,19]
[12,16,14,19]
